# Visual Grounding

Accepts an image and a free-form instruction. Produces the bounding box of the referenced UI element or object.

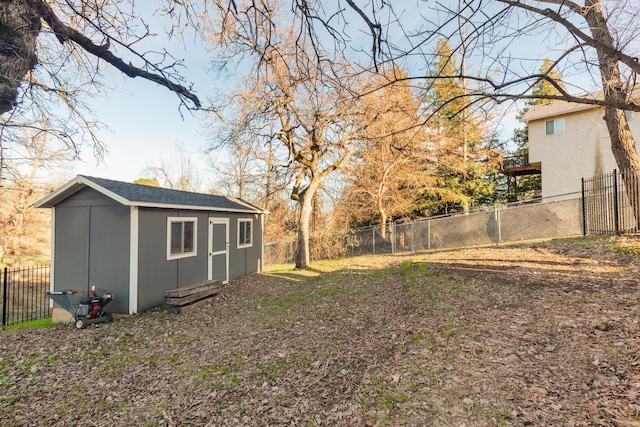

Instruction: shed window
[167,217,197,260]
[238,218,253,248]
[545,118,565,135]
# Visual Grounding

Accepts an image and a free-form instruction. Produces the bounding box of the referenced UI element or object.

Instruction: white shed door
[208,218,229,284]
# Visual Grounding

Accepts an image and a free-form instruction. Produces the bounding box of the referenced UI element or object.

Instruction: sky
[70,74,213,185]
[68,40,217,189]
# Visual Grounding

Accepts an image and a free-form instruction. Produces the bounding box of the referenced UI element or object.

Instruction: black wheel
[104,312,114,322]
[75,317,88,330]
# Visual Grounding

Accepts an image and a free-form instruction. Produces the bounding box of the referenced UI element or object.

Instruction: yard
[1,236,639,426]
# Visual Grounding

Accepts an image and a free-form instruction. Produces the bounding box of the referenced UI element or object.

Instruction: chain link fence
[264,194,584,266]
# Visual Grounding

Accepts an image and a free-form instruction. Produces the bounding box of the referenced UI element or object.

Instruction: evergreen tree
[416,39,501,215]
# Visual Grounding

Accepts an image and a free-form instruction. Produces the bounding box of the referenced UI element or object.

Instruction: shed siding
[228,213,263,280]
[88,205,130,314]
[53,206,89,292]
[57,187,116,207]
[137,209,178,311]
[136,209,210,311]
[53,189,131,314]
[246,213,263,274]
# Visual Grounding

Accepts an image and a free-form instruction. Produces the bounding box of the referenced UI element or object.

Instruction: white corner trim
[129,206,139,315]
[49,208,56,307]
[260,214,264,272]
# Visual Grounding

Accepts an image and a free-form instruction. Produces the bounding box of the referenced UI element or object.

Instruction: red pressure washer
[45,286,114,329]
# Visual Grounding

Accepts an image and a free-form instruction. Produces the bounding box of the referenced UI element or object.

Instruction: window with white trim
[167,217,197,260]
[237,218,253,248]
[545,118,565,135]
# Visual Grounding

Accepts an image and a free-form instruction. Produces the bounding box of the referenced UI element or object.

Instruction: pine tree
[416,39,501,215]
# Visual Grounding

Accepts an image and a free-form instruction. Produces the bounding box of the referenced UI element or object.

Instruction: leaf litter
[1,236,639,426]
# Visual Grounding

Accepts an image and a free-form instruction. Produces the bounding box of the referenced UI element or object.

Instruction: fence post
[372,227,375,254]
[494,206,501,247]
[391,221,396,254]
[581,177,587,236]
[2,268,7,326]
[412,221,416,253]
[613,169,620,235]
[427,220,431,250]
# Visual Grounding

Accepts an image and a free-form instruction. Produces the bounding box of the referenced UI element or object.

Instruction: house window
[545,118,565,135]
[238,218,253,248]
[167,217,197,260]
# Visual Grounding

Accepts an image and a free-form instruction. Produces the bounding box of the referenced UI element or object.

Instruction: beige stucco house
[522,95,640,199]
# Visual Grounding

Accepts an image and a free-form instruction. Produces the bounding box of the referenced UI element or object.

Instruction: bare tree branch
[32,0,201,109]
[497,0,640,76]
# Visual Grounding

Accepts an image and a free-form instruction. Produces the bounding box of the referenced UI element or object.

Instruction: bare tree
[1,0,201,116]
[210,0,640,221]
[210,1,640,165]
[209,124,289,206]
[206,3,365,268]
[0,133,68,267]
[340,68,424,236]
[1,1,205,188]
[208,122,296,242]
[494,0,640,172]
[143,142,201,191]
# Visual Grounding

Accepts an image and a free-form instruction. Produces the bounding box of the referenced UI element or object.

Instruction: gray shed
[35,175,267,314]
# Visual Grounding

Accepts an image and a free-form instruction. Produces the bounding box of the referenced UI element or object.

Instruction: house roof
[35,175,268,214]
[520,91,603,122]
[521,100,599,122]
[521,86,640,122]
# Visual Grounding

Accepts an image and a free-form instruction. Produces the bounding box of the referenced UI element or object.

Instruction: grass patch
[610,239,640,256]
[3,317,54,329]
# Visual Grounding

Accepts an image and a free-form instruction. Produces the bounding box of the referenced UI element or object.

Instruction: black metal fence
[1,265,52,326]
[582,169,640,235]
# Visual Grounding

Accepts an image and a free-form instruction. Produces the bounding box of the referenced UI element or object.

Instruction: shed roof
[35,175,268,214]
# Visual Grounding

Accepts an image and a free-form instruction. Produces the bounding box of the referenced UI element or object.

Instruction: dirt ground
[1,236,639,426]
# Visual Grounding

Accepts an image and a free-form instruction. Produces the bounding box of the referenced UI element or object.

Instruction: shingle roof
[521,87,640,122]
[520,100,599,122]
[35,175,267,214]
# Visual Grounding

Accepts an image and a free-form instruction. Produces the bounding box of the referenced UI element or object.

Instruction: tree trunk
[295,180,320,269]
[601,106,640,163]
[461,197,470,214]
[583,0,640,228]
[378,202,387,240]
[311,192,320,233]
[0,0,41,114]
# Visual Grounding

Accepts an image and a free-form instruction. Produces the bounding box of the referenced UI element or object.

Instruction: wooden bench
[164,280,225,309]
